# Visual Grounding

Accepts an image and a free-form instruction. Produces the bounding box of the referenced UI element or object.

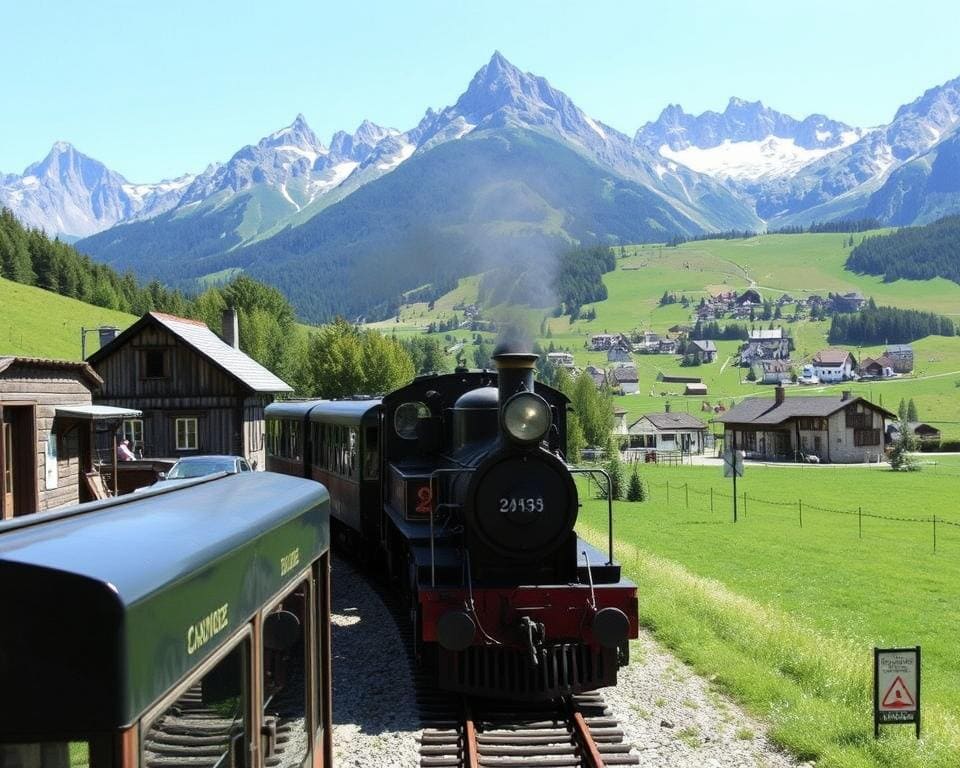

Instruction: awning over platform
[56,405,143,421]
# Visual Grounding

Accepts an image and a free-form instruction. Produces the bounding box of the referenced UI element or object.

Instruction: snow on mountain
[176,114,328,206]
[636,98,861,182]
[661,132,862,182]
[0,142,193,238]
[751,74,960,225]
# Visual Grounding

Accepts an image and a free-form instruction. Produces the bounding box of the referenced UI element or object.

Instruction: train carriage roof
[0,472,329,735]
[267,398,381,425]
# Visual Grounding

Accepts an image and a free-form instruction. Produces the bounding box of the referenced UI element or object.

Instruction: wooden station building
[0,357,140,518]
[87,310,292,467]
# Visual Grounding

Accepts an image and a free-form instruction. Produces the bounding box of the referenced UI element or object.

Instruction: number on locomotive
[498,497,545,514]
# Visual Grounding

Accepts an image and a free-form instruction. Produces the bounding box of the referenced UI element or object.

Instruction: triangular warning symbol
[881,675,915,709]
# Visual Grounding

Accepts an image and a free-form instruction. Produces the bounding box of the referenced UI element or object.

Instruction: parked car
[161,455,253,480]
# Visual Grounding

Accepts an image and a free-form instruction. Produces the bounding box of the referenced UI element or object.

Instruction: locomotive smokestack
[492,348,538,403]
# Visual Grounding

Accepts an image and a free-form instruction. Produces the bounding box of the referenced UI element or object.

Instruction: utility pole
[732,430,738,523]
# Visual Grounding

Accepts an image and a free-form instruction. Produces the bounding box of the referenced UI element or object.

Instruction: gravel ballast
[330,554,806,767]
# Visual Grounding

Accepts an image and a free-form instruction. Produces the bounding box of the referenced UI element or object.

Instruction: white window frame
[176,417,198,451]
[123,418,144,450]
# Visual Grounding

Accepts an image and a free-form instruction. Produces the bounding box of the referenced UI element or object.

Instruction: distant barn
[87,310,291,466]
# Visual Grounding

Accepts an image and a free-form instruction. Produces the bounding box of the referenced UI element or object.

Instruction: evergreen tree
[907,398,919,422]
[626,464,645,502]
[888,424,919,472]
[602,438,624,500]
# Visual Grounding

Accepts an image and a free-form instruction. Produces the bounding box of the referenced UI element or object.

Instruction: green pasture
[361,233,960,437]
[578,462,960,767]
[0,277,136,360]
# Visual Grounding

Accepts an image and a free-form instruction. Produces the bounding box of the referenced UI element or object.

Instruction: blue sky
[3,0,957,181]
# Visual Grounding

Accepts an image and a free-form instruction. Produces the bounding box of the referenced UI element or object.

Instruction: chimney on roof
[775,384,785,406]
[841,390,852,401]
[222,308,239,349]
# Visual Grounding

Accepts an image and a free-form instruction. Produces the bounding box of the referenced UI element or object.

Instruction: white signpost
[722,449,744,478]
[874,647,920,738]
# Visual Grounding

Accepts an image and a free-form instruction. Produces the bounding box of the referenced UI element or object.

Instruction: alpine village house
[0,357,141,517]
[716,387,895,463]
[87,310,292,468]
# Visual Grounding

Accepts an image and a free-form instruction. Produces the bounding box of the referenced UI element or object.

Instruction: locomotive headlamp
[502,392,551,445]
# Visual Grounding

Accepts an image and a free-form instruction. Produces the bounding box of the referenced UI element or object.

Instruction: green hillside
[379,232,960,438]
[79,129,712,322]
[0,277,136,359]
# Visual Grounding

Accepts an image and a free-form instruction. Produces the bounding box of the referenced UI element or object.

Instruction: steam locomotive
[265,347,638,698]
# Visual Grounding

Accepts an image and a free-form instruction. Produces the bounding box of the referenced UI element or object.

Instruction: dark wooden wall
[92,323,271,461]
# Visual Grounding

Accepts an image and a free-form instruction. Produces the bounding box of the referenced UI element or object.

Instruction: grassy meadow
[371,233,960,438]
[0,277,136,359]
[578,461,960,767]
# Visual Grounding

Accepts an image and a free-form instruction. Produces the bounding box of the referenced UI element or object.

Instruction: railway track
[331,553,639,767]
[418,690,639,767]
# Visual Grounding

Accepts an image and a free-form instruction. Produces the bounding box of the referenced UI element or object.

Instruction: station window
[143,639,249,768]
[176,418,198,451]
[144,349,168,379]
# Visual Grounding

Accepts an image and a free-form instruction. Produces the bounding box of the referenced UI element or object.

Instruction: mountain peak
[727,96,758,109]
[50,140,76,154]
[262,114,324,154]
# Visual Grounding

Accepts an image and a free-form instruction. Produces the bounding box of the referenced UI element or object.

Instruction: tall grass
[578,523,960,767]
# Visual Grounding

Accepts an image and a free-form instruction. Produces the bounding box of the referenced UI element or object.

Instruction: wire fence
[587,475,959,553]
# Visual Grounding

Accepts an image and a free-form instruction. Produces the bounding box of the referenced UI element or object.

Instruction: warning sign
[874,647,920,737]
[881,676,915,709]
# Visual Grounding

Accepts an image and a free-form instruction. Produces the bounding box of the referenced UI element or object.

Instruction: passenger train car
[266,348,638,700]
[0,472,332,768]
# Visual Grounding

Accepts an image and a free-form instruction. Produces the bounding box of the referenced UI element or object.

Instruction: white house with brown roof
[810,349,856,382]
[716,387,895,463]
[627,413,708,454]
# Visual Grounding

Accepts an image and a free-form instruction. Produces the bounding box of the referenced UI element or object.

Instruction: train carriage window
[363,427,379,480]
[0,742,90,768]
[310,422,319,466]
[348,428,358,478]
[290,422,301,462]
[394,402,430,440]
[261,579,311,768]
[142,639,250,768]
[266,421,278,457]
